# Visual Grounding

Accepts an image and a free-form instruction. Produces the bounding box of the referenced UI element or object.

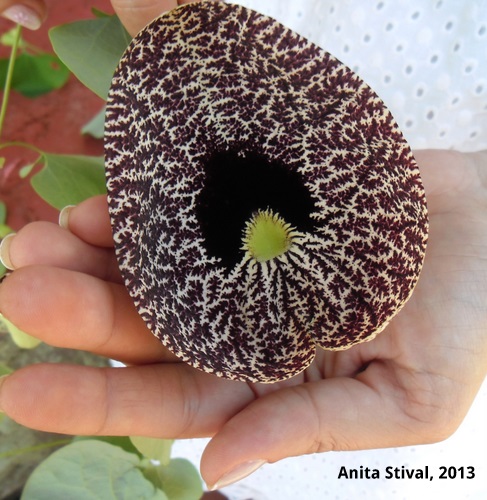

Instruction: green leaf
[130,437,174,465]
[82,106,105,139]
[30,154,106,210]
[0,223,13,238]
[19,163,36,178]
[74,436,143,458]
[0,364,10,424]
[0,201,6,224]
[0,200,13,237]
[17,153,44,179]
[149,459,203,500]
[91,8,112,18]
[0,315,41,349]
[0,262,6,278]
[0,53,70,98]
[49,15,131,99]
[0,363,13,377]
[0,27,27,49]
[21,440,168,500]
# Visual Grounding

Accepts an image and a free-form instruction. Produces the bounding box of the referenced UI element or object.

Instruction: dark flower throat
[196,149,316,268]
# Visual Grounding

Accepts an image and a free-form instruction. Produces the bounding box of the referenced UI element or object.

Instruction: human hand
[0,0,46,30]
[0,149,485,489]
[0,1,208,34]
[111,0,211,37]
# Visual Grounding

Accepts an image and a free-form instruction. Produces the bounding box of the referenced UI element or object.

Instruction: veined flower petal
[105,3,428,383]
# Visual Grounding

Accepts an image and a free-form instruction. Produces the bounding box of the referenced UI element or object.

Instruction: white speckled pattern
[171,1,486,498]
[235,0,487,153]
[105,2,428,382]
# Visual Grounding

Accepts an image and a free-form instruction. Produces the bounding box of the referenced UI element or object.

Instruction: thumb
[110,0,198,37]
[200,374,438,490]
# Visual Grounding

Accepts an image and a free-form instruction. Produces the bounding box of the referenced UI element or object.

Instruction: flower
[105,2,428,383]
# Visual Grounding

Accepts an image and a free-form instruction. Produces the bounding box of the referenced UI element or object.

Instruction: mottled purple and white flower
[105,2,428,383]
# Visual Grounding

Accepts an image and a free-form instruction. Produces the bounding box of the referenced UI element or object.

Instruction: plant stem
[0,24,22,140]
[0,438,73,459]
[0,140,44,156]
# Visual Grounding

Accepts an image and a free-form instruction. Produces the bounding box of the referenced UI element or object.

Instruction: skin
[0,1,198,35]
[0,0,47,20]
[110,0,206,36]
[1,0,486,489]
[0,0,46,29]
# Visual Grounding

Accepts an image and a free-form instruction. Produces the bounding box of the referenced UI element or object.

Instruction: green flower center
[243,209,295,262]
[196,149,315,268]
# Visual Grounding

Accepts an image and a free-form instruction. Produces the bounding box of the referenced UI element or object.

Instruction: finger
[62,195,114,248]
[0,362,254,437]
[200,364,457,489]
[111,0,222,37]
[0,265,173,364]
[3,220,121,282]
[111,0,180,36]
[0,0,46,30]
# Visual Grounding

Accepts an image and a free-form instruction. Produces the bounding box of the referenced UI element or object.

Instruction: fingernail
[0,233,16,270]
[209,459,267,491]
[59,205,76,230]
[1,4,42,30]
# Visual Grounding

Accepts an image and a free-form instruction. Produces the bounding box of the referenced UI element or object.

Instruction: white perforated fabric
[172,1,487,498]
[233,0,487,152]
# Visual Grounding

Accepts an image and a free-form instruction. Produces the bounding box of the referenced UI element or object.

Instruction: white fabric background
[173,1,487,498]
[233,0,487,152]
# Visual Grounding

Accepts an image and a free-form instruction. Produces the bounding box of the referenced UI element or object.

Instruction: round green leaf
[17,53,68,97]
[156,459,203,500]
[130,436,174,465]
[82,107,106,139]
[21,440,168,500]
[0,223,12,238]
[31,154,106,209]
[0,201,6,224]
[74,435,143,457]
[0,316,41,349]
[0,363,13,377]
[0,53,69,98]
[49,15,131,99]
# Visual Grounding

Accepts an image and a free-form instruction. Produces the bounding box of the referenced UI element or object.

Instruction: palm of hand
[0,150,485,487]
[230,149,487,451]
